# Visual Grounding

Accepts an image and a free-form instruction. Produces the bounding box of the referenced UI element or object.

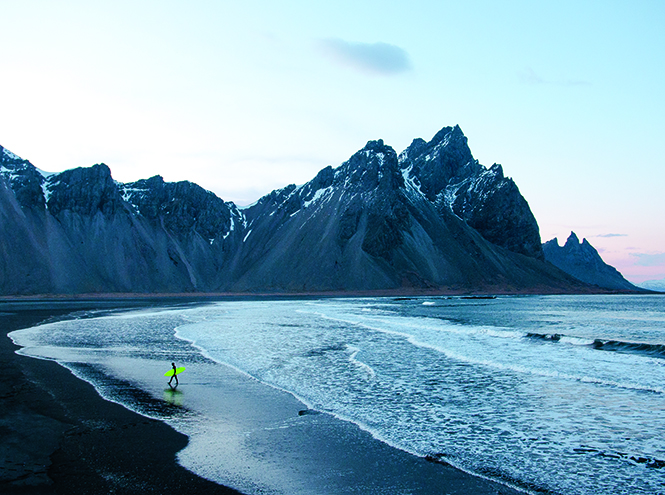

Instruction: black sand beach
[1,300,242,494]
[1,299,522,494]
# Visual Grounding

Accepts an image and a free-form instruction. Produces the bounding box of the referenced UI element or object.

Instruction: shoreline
[1,300,242,494]
[2,299,526,494]
[0,279,656,303]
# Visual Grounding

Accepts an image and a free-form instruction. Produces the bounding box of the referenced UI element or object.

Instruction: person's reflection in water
[163,387,184,406]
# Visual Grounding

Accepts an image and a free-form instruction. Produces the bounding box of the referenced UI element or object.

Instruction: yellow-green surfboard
[164,366,186,377]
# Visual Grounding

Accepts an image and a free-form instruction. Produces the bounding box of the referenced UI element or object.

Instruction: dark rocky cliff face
[0,127,592,295]
[47,164,124,216]
[0,145,46,210]
[0,146,245,294]
[398,125,544,260]
[232,133,581,293]
[542,232,642,291]
[122,175,234,242]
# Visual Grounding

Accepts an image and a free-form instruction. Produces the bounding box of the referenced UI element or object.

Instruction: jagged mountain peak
[488,163,504,178]
[1,144,24,163]
[565,231,581,247]
[358,138,395,155]
[45,163,123,216]
[245,138,403,226]
[560,232,597,259]
[349,138,398,165]
[394,126,542,259]
[401,137,427,159]
[338,139,402,194]
[0,145,47,210]
[549,232,596,253]
[45,163,114,192]
[543,233,641,291]
[133,174,166,187]
[430,124,467,149]
[398,125,480,201]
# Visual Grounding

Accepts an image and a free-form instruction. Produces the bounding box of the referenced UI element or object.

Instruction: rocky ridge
[0,128,593,295]
[398,126,543,259]
[542,232,642,291]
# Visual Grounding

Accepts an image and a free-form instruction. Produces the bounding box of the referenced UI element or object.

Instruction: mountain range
[0,126,627,295]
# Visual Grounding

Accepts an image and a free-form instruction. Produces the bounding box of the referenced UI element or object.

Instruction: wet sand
[1,298,523,495]
[1,299,241,494]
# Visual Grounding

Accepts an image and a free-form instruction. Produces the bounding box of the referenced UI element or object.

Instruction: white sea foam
[9,296,665,495]
[347,345,376,380]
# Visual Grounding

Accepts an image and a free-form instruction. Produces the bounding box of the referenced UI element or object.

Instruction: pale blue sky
[1,1,664,283]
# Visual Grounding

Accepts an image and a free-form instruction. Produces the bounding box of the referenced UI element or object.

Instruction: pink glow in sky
[1,1,663,284]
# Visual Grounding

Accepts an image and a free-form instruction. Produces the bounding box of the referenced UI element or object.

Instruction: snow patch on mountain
[223,216,235,240]
[303,185,333,208]
[42,181,52,204]
[1,147,20,161]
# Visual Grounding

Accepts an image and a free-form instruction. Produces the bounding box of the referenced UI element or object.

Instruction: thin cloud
[594,233,628,238]
[630,252,665,267]
[319,38,413,75]
[518,66,590,86]
[519,67,547,85]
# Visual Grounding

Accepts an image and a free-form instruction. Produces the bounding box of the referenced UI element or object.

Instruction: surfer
[168,362,179,388]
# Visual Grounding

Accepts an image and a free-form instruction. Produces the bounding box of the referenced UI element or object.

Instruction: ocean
[10,295,665,494]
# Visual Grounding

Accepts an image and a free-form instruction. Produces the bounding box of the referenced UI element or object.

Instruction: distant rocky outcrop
[638,279,665,292]
[542,232,643,291]
[0,128,595,295]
